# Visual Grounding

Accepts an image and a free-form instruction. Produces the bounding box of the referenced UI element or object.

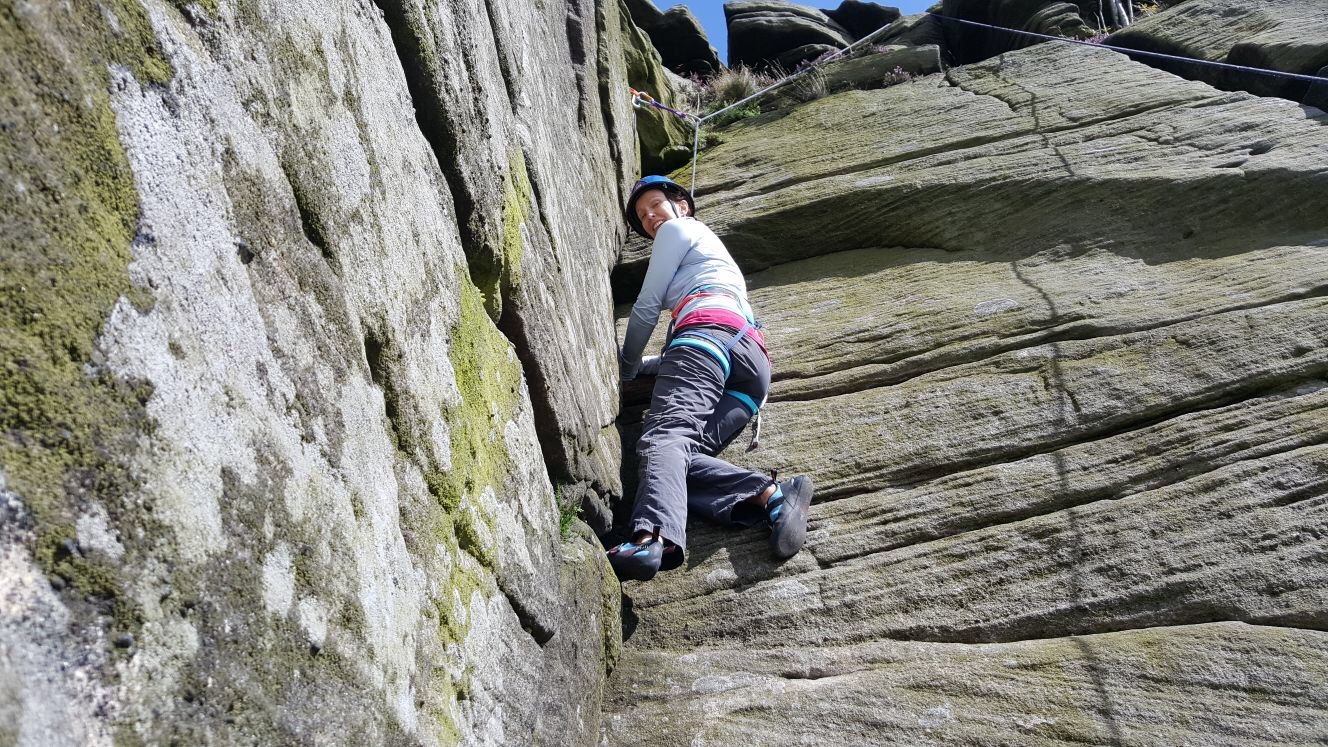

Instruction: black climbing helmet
[624,175,696,238]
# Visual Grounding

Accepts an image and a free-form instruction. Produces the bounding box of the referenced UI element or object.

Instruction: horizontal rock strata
[604,41,1328,745]
[1108,0,1328,103]
[726,0,855,70]
[603,623,1328,745]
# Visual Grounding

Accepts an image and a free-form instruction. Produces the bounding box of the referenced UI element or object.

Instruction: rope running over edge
[631,11,1328,198]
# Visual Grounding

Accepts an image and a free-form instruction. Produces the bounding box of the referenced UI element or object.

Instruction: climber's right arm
[620,222,688,380]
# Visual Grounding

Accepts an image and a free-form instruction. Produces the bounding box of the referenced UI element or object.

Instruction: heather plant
[883,65,914,87]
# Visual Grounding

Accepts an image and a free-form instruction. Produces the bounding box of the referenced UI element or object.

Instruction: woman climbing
[609,175,814,582]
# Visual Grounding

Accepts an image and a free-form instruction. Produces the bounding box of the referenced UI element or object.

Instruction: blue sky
[660,1,935,65]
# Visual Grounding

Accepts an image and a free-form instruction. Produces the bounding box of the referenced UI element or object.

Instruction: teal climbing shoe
[607,527,664,581]
[767,475,814,559]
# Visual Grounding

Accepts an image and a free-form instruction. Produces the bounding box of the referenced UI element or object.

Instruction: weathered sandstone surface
[626,0,723,77]
[0,0,667,743]
[604,41,1328,745]
[7,0,1328,744]
[1109,0,1328,102]
[726,0,857,70]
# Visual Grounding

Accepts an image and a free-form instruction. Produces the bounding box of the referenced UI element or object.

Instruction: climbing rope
[630,11,1328,200]
[630,88,697,123]
[630,19,891,194]
[929,14,1328,86]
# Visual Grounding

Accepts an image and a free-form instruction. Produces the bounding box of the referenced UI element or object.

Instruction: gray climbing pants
[631,324,772,562]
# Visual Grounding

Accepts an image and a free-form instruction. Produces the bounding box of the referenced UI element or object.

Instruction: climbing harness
[666,322,767,451]
[666,324,750,379]
[665,283,770,450]
[670,286,760,339]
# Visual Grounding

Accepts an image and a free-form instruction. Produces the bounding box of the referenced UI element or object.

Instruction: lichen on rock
[4,0,629,744]
[469,151,532,321]
[430,273,524,568]
[0,0,180,656]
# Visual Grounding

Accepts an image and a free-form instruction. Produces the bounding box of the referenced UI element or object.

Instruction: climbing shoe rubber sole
[769,475,814,559]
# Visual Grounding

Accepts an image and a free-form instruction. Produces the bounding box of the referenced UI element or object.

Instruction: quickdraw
[628,87,698,123]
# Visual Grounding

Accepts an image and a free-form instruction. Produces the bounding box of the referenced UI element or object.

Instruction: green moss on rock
[498,152,528,291]
[166,0,220,19]
[616,0,693,173]
[423,273,521,573]
[470,150,532,320]
[434,271,523,513]
[1,0,174,626]
[416,272,529,734]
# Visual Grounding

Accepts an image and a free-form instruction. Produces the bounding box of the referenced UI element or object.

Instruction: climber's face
[635,188,690,239]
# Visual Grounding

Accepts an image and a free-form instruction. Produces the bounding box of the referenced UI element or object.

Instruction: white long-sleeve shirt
[620,217,751,378]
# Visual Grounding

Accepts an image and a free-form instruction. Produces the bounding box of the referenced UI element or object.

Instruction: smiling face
[634,188,690,239]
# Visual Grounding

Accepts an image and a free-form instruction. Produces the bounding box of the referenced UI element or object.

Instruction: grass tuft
[789,66,829,103]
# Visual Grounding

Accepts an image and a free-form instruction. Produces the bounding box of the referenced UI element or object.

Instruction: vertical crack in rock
[279,160,338,271]
[372,0,629,530]
[494,151,573,489]
[366,0,626,513]
[564,0,593,128]
[480,0,520,111]
[515,151,563,276]
[367,0,615,661]
[594,0,628,209]
[362,329,404,449]
[369,0,486,283]
[368,0,548,472]
[501,585,556,646]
